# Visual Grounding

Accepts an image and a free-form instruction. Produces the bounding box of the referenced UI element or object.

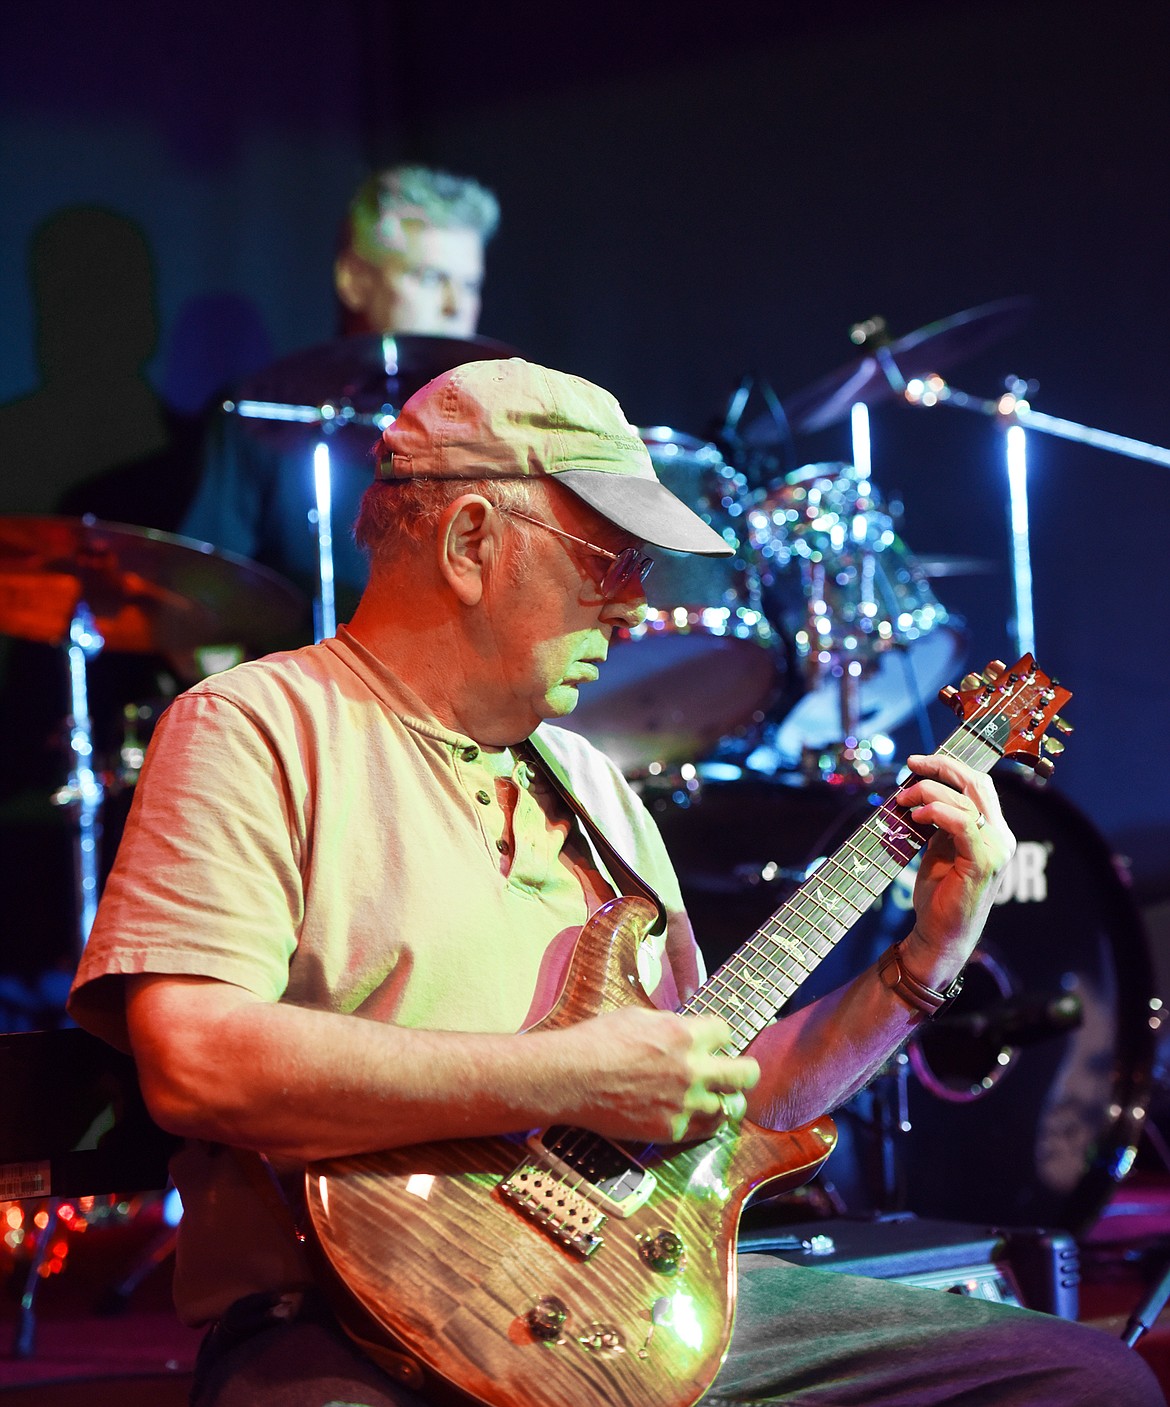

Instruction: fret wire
[754,920,826,968]
[702,966,793,1022]
[758,913,834,959]
[740,943,803,989]
[701,964,783,1013]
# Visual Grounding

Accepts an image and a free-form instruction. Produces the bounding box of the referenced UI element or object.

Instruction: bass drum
[647,767,1157,1232]
[564,429,787,775]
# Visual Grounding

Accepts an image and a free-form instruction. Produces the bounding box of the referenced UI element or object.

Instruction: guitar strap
[518,735,666,934]
[234,735,668,1268]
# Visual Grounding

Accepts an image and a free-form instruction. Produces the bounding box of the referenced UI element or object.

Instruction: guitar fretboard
[680,719,1007,1055]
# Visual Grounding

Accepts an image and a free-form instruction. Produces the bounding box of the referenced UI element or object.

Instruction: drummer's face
[351,224,485,338]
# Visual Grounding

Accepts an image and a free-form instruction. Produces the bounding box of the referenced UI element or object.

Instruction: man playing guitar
[70,359,1162,1406]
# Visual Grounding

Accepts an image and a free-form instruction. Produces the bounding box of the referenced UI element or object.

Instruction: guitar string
[551,675,1042,1178]
[544,671,1051,1192]
[684,672,1045,1047]
[699,707,1016,1037]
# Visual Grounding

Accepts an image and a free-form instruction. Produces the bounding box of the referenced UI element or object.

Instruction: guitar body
[307,896,837,1407]
[306,653,1071,1406]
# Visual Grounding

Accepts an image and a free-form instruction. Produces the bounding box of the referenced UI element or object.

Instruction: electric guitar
[305,655,1072,1407]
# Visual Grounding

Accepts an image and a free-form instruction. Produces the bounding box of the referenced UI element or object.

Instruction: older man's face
[473,493,649,740]
[342,224,485,337]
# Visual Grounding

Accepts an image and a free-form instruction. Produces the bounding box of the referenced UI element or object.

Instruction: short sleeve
[68,690,304,1051]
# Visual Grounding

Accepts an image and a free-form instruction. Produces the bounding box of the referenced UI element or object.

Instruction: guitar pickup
[500,1124,657,1228]
[499,1128,658,1257]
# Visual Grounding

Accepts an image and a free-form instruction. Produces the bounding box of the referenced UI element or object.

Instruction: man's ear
[438,496,499,606]
[334,248,375,316]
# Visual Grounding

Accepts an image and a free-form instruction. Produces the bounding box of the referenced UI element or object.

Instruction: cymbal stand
[227,396,395,644]
[906,376,1170,658]
[50,603,105,952]
[311,441,337,642]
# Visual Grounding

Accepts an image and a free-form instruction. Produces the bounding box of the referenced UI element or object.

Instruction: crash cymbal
[777,296,1034,436]
[0,515,308,654]
[227,331,521,433]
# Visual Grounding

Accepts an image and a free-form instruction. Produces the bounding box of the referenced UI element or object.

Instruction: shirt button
[462,745,479,762]
[496,838,511,854]
[475,789,491,805]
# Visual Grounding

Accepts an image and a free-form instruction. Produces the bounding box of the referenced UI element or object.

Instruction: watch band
[878,941,965,1017]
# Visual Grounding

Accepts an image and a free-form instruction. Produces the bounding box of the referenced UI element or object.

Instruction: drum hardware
[0,515,307,953]
[911,556,997,578]
[0,515,307,656]
[742,461,965,778]
[224,331,520,440]
[905,371,1170,661]
[712,370,798,487]
[904,371,1170,471]
[742,296,1034,442]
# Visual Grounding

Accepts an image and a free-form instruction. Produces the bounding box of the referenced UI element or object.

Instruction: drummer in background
[179,165,501,624]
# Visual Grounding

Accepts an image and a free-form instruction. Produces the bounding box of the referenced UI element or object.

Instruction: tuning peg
[1042,736,1065,756]
[1054,715,1074,734]
[961,673,983,691]
[982,659,1007,684]
[1034,757,1055,779]
[938,684,960,705]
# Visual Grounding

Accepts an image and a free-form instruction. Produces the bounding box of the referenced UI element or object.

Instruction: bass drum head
[648,768,1156,1232]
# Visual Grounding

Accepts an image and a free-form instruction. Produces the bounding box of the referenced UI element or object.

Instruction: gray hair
[346,165,500,261]
[353,476,541,575]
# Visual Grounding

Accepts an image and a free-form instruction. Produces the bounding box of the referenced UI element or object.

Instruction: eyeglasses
[503,509,654,599]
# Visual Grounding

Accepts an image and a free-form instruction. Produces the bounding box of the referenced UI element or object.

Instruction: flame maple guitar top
[306,895,837,1407]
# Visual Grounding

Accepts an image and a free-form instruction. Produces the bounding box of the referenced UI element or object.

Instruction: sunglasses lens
[601,550,652,598]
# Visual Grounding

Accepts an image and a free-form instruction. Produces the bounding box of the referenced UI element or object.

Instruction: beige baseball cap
[375,358,733,556]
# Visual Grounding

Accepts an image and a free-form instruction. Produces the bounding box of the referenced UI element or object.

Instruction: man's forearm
[744,960,924,1130]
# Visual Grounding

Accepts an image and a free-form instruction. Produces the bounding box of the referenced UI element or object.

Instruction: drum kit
[0,301,1164,1234]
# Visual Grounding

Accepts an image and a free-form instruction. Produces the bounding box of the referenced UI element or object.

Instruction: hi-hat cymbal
[227,332,521,435]
[0,515,308,654]
[774,296,1034,437]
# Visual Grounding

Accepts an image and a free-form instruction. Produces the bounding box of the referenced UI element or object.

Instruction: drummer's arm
[742,753,1014,1129]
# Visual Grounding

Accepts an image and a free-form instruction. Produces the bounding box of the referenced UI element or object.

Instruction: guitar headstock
[939,654,1073,777]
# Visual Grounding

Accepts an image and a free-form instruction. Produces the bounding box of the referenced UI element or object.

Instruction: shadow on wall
[0,206,168,514]
[0,203,275,525]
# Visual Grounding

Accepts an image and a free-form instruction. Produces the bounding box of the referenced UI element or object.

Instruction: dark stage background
[1,1,1168,988]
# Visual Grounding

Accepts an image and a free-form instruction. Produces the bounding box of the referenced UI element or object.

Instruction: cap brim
[555,469,734,556]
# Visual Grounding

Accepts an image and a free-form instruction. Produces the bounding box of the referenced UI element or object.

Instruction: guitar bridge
[498,1127,657,1257]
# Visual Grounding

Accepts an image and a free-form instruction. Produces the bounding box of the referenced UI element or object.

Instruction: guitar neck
[680,721,1004,1055]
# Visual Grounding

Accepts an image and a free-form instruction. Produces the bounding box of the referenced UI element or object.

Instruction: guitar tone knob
[526,1295,569,1342]
[640,1229,686,1274]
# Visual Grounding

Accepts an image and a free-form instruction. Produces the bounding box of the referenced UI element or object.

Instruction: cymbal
[777,296,1034,436]
[228,332,521,433]
[0,515,308,654]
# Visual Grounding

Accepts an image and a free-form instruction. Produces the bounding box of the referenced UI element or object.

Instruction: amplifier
[738,1212,1080,1320]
